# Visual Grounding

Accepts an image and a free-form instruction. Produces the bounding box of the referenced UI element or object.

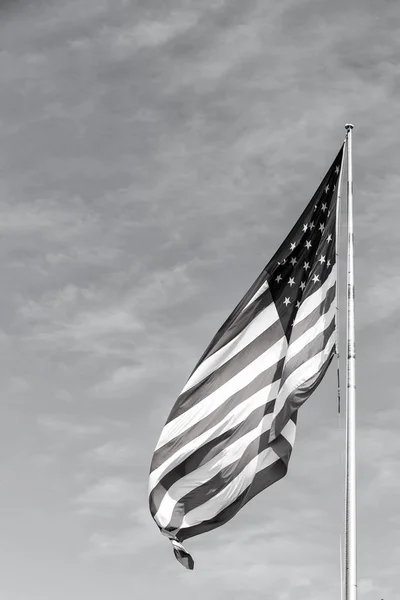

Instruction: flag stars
[275,274,282,283]
[295,301,301,309]
[303,262,310,271]
[327,259,331,267]
[327,234,332,242]
[312,274,320,284]
[335,165,340,174]
[324,184,330,194]
[305,240,312,250]
[283,297,291,306]
[319,255,326,264]
[319,223,325,232]
[321,203,327,212]
[288,277,295,287]
[302,224,308,232]
[300,281,306,290]
[309,221,315,230]
[290,242,296,251]
[290,257,297,266]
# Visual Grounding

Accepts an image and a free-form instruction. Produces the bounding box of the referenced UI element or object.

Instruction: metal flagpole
[344,123,357,600]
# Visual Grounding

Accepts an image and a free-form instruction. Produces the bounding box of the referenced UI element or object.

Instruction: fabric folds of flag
[149,145,344,569]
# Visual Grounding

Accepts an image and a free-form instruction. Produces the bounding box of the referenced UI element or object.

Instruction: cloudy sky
[1,0,399,598]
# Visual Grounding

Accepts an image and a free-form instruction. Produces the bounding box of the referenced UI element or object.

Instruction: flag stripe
[181,295,276,396]
[193,284,274,366]
[291,282,336,343]
[150,400,277,516]
[155,334,287,451]
[171,306,282,423]
[294,267,336,328]
[286,300,336,366]
[150,355,284,472]
[177,422,296,541]
[156,410,276,528]
[270,330,336,440]
[149,377,281,493]
[179,418,297,530]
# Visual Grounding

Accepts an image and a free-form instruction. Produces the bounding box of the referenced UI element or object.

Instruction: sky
[0,0,399,598]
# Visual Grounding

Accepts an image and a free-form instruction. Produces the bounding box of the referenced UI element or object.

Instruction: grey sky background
[1,1,399,598]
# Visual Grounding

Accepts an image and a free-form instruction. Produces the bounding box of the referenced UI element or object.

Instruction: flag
[149,145,344,569]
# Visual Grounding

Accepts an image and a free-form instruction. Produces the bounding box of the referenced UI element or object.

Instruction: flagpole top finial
[345,123,354,131]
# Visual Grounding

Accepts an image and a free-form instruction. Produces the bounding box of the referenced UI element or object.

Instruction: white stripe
[179,417,297,529]
[181,300,278,394]
[280,417,297,446]
[287,300,335,364]
[295,266,336,327]
[149,379,280,493]
[241,280,269,312]
[155,335,287,451]
[271,330,336,437]
[154,411,275,527]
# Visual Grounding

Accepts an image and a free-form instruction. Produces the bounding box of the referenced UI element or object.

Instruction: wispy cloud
[38,415,104,438]
[84,440,137,467]
[75,476,137,512]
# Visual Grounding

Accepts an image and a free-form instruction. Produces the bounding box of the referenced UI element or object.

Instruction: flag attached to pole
[149,145,344,569]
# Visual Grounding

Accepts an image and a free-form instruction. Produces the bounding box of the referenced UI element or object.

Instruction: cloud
[75,476,137,511]
[81,507,152,559]
[38,414,104,438]
[84,440,137,467]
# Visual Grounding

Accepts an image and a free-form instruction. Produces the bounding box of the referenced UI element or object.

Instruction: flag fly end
[171,539,194,570]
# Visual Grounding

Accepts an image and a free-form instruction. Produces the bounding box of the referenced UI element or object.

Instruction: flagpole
[344,123,357,600]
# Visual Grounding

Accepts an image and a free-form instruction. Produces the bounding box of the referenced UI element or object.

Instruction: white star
[288,277,295,287]
[319,255,326,264]
[302,224,308,232]
[290,257,297,266]
[295,301,301,309]
[283,297,291,306]
[321,203,327,212]
[327,234,332,242]
[300,281,306,290]
[324,184,330,194]
[319,223,325,232]
[312,274,320,284]
[309,221,315,230]
[313,204,318,212]
[290,242,296,251]
[305,240,312,250]
[335,165,340,174]
[276,274,282,283]
[303,262,310,271]
[281,258,286,264]
[327,259,331,267]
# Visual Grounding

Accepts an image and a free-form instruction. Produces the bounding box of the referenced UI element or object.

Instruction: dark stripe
[290,282,336,344]
[150,355,284,474]
[165,315,284,424]
[202,287,275,361]
[282,316,336,386]
[272,348,334,440]
[150,400,276,519]
[191,270,270,369]
[166,407,292,529]
[174,423,296,542]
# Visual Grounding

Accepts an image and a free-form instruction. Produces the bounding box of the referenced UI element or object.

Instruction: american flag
[149,145,344,569]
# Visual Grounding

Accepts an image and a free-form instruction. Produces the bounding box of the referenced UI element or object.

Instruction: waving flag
[149,146,344,569]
